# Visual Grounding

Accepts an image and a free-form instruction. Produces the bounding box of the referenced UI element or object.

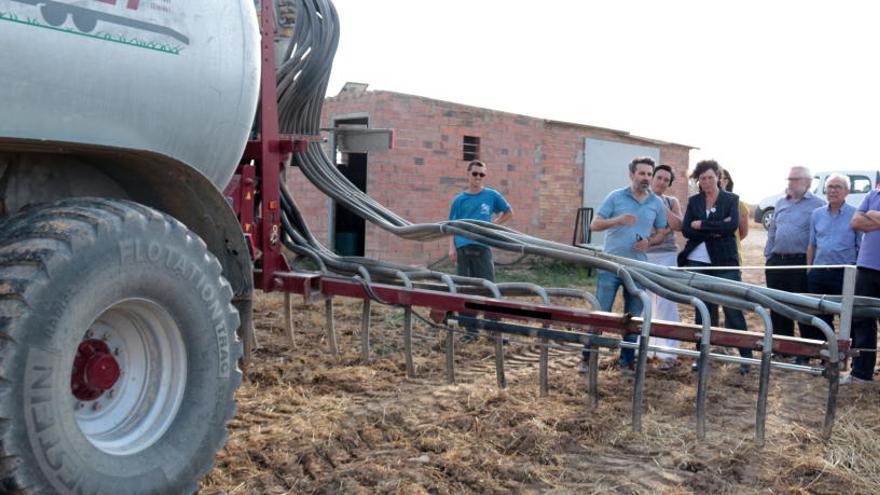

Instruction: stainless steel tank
[0,0,261,189]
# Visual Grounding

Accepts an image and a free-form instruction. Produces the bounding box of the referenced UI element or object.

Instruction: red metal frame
[229,4,843,360]
[272,273,845,358]
[253,0,287,290]
[224,1,315,291]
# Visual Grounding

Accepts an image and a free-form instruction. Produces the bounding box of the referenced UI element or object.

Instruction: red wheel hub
[71,339,121,401]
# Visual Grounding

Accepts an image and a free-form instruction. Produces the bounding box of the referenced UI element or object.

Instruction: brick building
[285,83,694,266]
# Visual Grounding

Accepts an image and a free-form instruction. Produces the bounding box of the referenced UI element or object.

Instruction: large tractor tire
[0,198,242,494]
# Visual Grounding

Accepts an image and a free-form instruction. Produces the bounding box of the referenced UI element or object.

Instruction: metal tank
[0,0,261,188]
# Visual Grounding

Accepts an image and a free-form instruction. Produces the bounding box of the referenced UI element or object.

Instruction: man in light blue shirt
[587,156,669,372]
[802,173,861,354]
[764,166,826,341]
[807,174,861,267]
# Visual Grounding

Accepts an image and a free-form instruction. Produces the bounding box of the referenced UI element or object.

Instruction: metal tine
[626,268,750,439]
[360,299,371,362]
[632,290,653,433]
[662,262,843,440]
[284,292,295,347]
[823,265,854,438]
[754,306,773,446]
[498,283,550,395]
[239,303,256,371]
[394,271,415,378]
[495,333,507,388]
[480,280,505,389]
[816,317,840,439]
[325,298,339,356]
[824,356,841,440]
[588,266,646,430]
[404,307,414,375]
[545,288,601,406]
[588,341,599,408]
[439,274,457,384]
[693,301,712,440]
[539,334,549,397]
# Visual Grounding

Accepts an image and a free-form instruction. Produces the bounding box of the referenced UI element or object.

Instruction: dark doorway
[332,117,368,256]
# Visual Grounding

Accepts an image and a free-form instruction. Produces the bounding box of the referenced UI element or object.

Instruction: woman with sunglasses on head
[679,160,753,374]
[645,164,683,368]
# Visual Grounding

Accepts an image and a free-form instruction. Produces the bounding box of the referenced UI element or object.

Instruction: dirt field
[200,226,880,494]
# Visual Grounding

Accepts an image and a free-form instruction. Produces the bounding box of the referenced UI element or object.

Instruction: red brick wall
[285,90,690,266]
[659,146,691,204]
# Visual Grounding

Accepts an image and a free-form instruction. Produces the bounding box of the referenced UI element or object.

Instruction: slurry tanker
[0,1,868,494]
[0,0,259,492]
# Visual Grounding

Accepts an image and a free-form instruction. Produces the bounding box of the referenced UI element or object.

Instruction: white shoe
[576,359,590,374]
[840,374,871,385]
[656,359,678,370]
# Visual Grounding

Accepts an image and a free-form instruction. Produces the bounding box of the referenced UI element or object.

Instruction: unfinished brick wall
[285,88,691,266]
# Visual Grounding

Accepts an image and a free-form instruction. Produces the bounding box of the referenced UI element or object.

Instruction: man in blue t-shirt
[586,156,669,372]
[448,160,513,282]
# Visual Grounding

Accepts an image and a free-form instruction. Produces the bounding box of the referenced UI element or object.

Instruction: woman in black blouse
[679,160,753,373]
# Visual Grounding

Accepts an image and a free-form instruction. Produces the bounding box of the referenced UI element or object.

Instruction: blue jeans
[592,269,644,367]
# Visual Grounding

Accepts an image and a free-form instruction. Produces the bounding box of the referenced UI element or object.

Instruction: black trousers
[765,253,809,338]
[686,260,752,359]
[456,245,495,334]
[805,267,845,341]
[456,245,495,282]
[851,267,880,381]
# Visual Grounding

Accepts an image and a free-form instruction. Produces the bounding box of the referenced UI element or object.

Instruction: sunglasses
[471,172,486,178]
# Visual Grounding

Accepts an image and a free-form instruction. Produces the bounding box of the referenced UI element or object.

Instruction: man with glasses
[764,166,826,347]
[803,173,861,364]
[586,156,669,374]
[448,160,513,284]
[448,160,513,342]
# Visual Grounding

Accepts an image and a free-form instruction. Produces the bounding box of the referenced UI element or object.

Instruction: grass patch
[496,257,596,290]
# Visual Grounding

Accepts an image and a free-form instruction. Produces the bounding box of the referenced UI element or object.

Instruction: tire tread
[0,198,242,494]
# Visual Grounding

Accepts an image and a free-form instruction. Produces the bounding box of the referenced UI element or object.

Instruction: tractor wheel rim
[72,298,187,456]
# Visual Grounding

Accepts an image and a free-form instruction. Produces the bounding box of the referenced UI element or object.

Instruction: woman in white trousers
[645,165,683,366]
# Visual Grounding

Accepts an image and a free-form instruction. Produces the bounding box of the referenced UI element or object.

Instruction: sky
[324,0,880,203]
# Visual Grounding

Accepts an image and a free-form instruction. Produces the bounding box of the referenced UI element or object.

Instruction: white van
[754,170,880,229]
